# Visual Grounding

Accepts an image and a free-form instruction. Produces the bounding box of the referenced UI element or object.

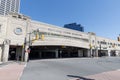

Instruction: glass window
[14,28,22,35]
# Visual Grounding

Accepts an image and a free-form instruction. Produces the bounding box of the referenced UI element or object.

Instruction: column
[117,51,120,56]
[55,49,59,58]
[108,50,111,57]
[2,44,10,62]
[87,49,91,57]
[59,50,62,58]
[78,50,83,57]
[0,46,2,62]
[39,52,42,58]
[95,48,98,57]
[115,51,119,56]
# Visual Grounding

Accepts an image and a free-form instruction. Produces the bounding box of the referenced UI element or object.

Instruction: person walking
[27,48,31,62]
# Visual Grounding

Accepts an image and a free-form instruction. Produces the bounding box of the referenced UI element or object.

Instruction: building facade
[0,13,120,63]
[0,0,20,15]
[64,23,84,32]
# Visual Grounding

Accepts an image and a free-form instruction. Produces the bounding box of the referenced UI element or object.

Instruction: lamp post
[88,33,93,57]
[21,34,31,62]
[21,31,32,62]
[89,44,92,57]
[21,29,40,62]
[21,37,26,62]
[28,32,32,47]
[99,42,101,57]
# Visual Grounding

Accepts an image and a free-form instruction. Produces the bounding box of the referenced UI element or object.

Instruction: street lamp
[99,42,102,57]
[21,37,26,62]
[21,28,46,62]
[21,29,40,62]
[89,43,92,57]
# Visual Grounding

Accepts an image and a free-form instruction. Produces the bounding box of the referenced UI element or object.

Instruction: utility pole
[21,37,26,62]
[100,42,101,57]
[88,32,92,57]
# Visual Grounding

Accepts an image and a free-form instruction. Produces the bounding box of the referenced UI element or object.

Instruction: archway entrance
[9,47,16,60]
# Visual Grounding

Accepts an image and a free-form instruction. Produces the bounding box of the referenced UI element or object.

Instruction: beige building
[0,13,120,63]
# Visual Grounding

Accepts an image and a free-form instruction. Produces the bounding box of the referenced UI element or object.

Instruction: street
[21,57,120,80]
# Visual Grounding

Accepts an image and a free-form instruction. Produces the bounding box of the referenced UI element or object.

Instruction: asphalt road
[20,57,120,80]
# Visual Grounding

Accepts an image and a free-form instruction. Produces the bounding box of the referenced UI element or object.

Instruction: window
[14,27,22,35]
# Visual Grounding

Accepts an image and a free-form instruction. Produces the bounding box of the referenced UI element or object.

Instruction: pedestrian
[27,48,31,62]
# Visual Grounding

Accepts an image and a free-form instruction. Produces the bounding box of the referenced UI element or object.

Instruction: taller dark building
[64,23,84,32]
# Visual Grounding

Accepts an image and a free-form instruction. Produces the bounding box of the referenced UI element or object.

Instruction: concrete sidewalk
[0,62,26,80]
[86,70,120,80]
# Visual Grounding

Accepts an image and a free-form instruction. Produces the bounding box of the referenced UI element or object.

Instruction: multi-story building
[0,13,120,63]
[0,0,20,15]
[64,23,84,32]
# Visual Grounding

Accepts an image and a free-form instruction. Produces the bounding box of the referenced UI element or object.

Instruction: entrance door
[9,48,16,60]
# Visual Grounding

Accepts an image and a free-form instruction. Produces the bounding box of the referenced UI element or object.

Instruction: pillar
[108,50,111,57]
[90,48,92,57]
[39,52,42,58]
[55,49,59,58]
[95,48,98,57]
[78,50,83,57]
[2,44,10,62]
[115,51,119,56]
[117,51,120,56]
[0,46,2,62]
[59,50,62,58]
[87,49,91,57]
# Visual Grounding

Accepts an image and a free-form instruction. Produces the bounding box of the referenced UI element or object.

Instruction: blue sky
[20,0,120,40]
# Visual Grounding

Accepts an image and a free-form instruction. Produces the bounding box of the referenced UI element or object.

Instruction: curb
[69,78,80,80]
[18,62,27,80]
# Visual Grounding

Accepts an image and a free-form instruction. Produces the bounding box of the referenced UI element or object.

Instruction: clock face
[14,28,22,35]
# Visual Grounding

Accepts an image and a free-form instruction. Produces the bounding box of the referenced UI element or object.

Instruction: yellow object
[41,34,44,40]
[32,39,36,42]
[22,44,24,48]
[35,33,39,40]
[89,44,92,48]
[61,45,66,48]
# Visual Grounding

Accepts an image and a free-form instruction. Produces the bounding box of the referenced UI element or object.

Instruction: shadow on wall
[67,75,95,80]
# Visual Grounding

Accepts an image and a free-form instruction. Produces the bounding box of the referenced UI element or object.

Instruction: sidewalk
[0,62,26,80]
[86,70,120,80]
[0,62,2,64]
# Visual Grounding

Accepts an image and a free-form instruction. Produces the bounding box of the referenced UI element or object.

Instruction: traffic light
[41,34,44,40]
[35,33,39,40]
[89,44,92,49]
